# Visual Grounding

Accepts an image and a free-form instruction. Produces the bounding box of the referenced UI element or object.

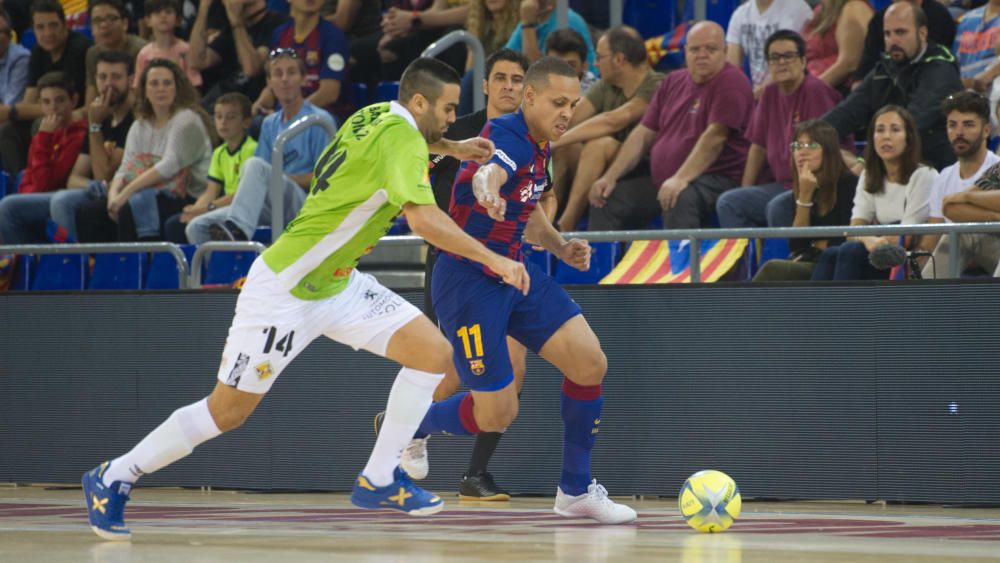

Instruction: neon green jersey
[262,102,435,300]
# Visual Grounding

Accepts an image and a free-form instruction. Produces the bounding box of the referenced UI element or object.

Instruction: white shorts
[216,257,422,394]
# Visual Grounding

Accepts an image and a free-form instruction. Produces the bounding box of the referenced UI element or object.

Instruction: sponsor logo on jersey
[256,361,274,380]
[496,149,516,171]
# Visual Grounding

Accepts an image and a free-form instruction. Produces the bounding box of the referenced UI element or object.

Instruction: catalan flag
[601,239,748,284]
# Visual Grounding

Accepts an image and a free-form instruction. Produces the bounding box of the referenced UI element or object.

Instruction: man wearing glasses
[716,29,844,230]
[0,0,91,176]
[84,0,146,106]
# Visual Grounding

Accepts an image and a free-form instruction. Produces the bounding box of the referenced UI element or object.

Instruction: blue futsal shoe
[82,462,132,541]
[350,467,444,515]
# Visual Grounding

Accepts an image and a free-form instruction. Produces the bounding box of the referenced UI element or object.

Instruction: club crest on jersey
[469,359,485,376]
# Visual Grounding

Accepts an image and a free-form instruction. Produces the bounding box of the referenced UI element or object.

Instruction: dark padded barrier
[2,282,998,503]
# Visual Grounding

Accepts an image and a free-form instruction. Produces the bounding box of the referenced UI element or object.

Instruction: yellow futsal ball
[678,470,742,533]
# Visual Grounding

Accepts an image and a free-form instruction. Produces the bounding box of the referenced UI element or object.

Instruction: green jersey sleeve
[381,121,436,209]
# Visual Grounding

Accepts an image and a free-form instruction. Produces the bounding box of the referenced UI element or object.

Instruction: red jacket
[18,119,88,194]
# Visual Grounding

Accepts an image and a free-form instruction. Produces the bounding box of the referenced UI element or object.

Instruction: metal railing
[0,242,190,289]
[373,222,1000,282]
[190,241,268,287]
[422,31,486,113]
[270,114,339,240]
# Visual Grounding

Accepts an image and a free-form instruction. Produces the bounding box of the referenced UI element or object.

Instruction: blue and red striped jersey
[271,20,349,114]
[446,110,551,273]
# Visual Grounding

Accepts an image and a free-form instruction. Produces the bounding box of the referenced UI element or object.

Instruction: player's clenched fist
[488,255,531,295]
[557,238,591,272]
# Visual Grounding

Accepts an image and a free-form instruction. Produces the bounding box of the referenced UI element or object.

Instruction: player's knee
[575,349,608,386]
[208,402,256,433]
[477,403,518,432]
[426,336,454,375]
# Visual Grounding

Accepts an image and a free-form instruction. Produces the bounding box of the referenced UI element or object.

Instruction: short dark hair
[485,48,529,78]
[912,4,927,28]
[399,57,461,104]
[942,89,991,124]
[31,0,66,24]
[144,0,180,15]
[0,9,13,32]
[603,26,647,65]
[524,56,578,89]
[88,0,128,18]
[764,29,806,59]
[95,49,135,76]
[544,28,588,62]
[37,71,76,97]
[216,92,253,119]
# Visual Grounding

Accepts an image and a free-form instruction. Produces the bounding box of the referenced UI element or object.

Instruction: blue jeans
[127,186,182,239]
[715,182,787,228]
[0,192,54,243]
[766,189,796,227]
[50,185,98,240]
[811,241,890,281]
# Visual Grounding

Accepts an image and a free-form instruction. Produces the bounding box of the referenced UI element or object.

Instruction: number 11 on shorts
[456,324,483,359]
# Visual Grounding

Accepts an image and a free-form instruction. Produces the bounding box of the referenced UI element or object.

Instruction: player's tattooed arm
[472,163,509,221]
[428,137,495,164]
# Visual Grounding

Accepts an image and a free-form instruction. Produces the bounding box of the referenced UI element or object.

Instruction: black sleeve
[907,60,963,132]
[26,47,44,87]
[823,73,874,139]
[928,0,957,51]
[853,14,883,83]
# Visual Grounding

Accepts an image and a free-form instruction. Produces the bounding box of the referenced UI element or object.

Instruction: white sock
[103,398,222,486]
[362,367,444,487]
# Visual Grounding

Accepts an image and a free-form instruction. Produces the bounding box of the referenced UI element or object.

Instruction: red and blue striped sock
[560,378,603,496]
[416,392,480,438]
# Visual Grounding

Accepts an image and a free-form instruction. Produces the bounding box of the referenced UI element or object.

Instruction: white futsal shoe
[554,479,637,524]
[400,436,430,480]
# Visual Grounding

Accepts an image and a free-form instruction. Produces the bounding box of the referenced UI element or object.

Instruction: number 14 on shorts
[457,324,486,376]
[262,326,295,357]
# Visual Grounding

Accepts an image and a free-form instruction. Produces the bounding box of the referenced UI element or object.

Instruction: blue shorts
[431,253,582,392]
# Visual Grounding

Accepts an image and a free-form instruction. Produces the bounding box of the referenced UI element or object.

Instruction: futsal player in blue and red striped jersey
[410,57,636,524]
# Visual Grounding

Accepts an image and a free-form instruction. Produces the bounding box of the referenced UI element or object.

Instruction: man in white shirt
[725,0,812,97]
[920,90,1000,278]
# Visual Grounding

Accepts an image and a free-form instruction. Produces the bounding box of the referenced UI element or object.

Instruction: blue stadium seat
[145,245,196,289]
[375,81,400,103]
[0,171,9,199]
[252,226,272,244]
[31,254,85,291]
[20,29,36,50]
[524,248,551,276]
[386,216,410,235]
[9,255,33,290]
[352,82,370,107]
[87,253,147,290]
[624,0,676,38]
[202,251,256,286]
[553,241,618,284]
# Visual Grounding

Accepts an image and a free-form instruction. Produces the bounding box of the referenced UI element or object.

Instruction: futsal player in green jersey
[82,58,530,541]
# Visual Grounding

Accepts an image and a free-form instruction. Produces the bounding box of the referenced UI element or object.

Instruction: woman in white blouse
[106,59,214,241]
[811,105,936,280]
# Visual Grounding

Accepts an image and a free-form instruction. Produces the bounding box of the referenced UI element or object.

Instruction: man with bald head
[824,2,962,170]
[853,0,956,84]
[589,21,753,232]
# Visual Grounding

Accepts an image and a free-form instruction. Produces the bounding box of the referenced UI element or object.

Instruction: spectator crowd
[2,0,1000,282]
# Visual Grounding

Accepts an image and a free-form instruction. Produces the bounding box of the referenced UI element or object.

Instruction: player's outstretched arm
[405,202,530,295]
[428,137,496,164]
[525,195,591,272]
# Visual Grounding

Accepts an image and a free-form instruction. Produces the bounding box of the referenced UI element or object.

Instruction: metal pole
[556,0,568,29]
[422,30,486,113]
[190,241,268,288]
[948,228,962,278]
[610,0,623,27]
[270,115,338,240]
[689,238,701,283]
[0,242,190,289]
[695,0,707,21]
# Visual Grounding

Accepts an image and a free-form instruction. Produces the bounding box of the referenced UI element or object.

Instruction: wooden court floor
[1,484,998,562]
